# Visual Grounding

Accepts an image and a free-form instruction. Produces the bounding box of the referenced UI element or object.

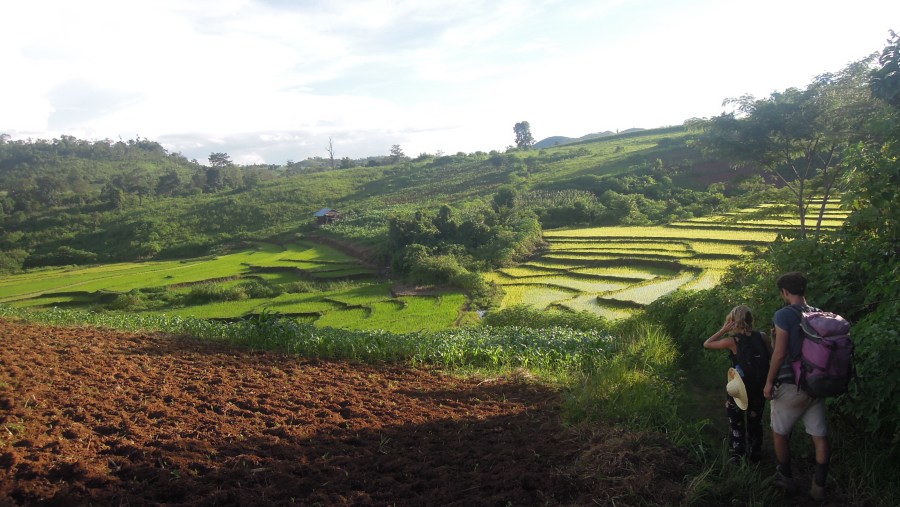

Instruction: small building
[314,208,341,226]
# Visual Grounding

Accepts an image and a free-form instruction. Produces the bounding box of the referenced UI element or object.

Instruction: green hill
[1,125,762,273]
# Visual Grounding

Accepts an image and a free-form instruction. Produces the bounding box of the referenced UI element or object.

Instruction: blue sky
[1,0,898,165]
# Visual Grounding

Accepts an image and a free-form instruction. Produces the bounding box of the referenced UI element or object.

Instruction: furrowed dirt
[0,319,691,506]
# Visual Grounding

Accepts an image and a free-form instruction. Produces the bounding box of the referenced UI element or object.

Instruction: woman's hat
[727,367,749,410]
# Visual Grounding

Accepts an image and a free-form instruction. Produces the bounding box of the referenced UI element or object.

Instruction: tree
[871,30,900,108]
[514,121,534,150]
[100,181,125,210]
[389,144,406,163]
[125,168,152,206]
[697,57,882,239]
[204,167,225,192]
[326,137,336,170]
[156,170,182,196]
[208,152,232,168]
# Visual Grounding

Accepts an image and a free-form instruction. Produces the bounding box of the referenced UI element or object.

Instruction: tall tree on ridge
[514,121,534,150]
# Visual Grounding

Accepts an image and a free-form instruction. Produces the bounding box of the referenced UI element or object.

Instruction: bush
[107,292,145,311]
[186,283,247,304]
[483,305,609,332]
[238,279,283,299]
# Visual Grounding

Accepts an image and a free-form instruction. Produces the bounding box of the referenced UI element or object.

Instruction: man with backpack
[764,271,829,501]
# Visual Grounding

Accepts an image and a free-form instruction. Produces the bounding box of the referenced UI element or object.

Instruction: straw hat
[727,367,749,410]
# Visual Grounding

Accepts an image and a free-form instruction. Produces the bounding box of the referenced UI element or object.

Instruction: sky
[2,0,898,165]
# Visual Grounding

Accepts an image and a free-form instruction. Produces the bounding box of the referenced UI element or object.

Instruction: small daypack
[734,331,771,392]
[788,306,854,398]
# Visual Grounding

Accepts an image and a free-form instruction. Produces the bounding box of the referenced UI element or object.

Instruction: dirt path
[0,319,691,506]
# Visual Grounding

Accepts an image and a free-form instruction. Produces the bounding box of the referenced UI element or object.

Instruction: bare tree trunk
[327,137,336,171]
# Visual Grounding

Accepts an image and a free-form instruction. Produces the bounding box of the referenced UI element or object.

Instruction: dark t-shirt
[773,304,808,384]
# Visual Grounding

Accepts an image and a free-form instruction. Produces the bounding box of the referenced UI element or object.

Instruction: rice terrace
[0,203,857,506]
[2,34,899,505]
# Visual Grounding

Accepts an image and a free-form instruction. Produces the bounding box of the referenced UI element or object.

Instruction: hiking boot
[809,482,826,501]
[773,470,797,492]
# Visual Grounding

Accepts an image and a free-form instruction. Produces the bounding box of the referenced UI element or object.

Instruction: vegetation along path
[0,319,691,506]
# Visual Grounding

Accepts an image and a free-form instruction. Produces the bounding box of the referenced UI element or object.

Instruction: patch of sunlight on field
[605,272,697,305]
[678,216,844,228]
[147,298,268,319]
[551,248,695,258]
[279,241,359,263]
[688,241,755,256]
[322,283,392,306]
[264,293,343,314]
[7,294,93,308]
[542,252,624,262]
[248,271,305,284]
[549,241,692,252]
[502,285,573,310]
[483,272,510,284]
[521,276,628,293]
[362,294,467,333]
[569,266,667,280]
[527,260,587,271]
[314,307,369,329]
[682,270,725,291]
[499,266,567,277]
[554,294,635,320]
[545,225,777,242]
[0,241,372,305]
[681,258,739,270]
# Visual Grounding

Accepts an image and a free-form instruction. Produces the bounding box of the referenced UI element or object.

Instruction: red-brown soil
[0,319,691,506]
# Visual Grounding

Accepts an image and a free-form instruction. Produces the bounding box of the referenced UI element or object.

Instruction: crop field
[490,203,846,319]
[0,241,470,333]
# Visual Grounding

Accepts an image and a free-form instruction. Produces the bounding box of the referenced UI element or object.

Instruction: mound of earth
[0,319,692,506]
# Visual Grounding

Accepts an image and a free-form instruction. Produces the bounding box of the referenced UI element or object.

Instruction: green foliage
[0,305,612,375]
[482,304,609,332]
[186,282,248,304]
[563,321,698,444]
[0,249,28,274]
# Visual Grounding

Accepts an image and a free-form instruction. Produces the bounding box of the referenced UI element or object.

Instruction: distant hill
[534,128,646,149]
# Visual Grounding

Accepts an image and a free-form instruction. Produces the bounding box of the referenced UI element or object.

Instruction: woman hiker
[704,305,772,463]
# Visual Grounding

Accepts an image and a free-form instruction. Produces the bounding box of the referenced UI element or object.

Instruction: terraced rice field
[0,241,470,333]
[491,202,848,319]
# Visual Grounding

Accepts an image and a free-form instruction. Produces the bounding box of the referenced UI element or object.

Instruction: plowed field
[0,319,690,506]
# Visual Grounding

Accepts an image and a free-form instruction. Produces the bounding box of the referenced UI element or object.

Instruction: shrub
[186,283,247,304]
[483,304,609,332]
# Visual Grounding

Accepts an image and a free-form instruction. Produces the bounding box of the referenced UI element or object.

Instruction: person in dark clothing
[764,271,830,501]
[704,304,771,463]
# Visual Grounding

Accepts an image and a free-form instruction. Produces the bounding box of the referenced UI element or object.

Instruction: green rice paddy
[490,202,846,319]
[0,241,471,334]
[0,202,848,329]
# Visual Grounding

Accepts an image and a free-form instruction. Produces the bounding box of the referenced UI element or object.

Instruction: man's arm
[764,325,789,399]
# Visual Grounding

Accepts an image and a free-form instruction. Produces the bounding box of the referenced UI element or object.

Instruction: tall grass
[0,305,609,376]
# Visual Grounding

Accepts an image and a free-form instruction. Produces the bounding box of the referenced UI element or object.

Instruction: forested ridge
[0,124,763,274]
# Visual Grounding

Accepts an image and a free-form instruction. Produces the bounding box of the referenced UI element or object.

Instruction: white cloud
[2,0,898,164]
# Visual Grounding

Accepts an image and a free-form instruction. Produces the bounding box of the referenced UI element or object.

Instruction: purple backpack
[789,306,854,398]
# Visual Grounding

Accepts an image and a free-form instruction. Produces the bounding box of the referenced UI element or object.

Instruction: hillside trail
[680,367,853,507]
[0,318,692,506]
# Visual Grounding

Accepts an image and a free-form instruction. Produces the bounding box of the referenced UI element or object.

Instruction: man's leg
[772,431,796,490]
[773,431,791,468]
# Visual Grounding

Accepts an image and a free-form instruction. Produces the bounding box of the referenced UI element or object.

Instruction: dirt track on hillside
[0,319,694,506]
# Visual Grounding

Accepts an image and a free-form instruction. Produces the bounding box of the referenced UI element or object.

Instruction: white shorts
[770,384,828,437]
